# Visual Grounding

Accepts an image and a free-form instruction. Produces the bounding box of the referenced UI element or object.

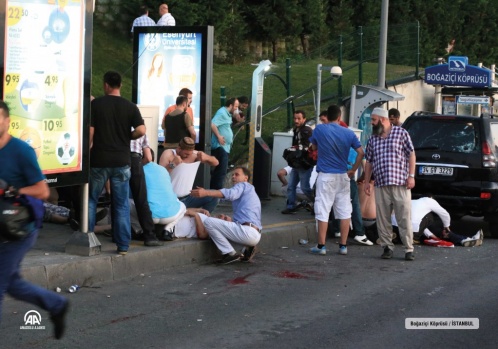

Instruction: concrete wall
[385,80,436,122]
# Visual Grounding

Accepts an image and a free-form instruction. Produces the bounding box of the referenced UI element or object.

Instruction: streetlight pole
[315,64,343,125]
[378,0,389,88]
[248,60,272,182]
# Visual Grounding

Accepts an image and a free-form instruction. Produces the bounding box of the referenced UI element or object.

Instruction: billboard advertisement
[1,0,92,187]
[132,26,213,149]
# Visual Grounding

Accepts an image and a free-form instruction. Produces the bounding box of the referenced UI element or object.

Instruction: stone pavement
[21,196,317,290]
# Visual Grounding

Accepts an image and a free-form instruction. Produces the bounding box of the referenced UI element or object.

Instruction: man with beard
[281,110,314,214]
[363,107,416,261]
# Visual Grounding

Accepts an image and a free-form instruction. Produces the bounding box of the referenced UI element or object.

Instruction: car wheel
[485,216,498,238]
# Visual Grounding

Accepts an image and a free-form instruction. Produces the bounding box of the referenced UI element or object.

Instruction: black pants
[419,213,465,245]
[129,155,155,238]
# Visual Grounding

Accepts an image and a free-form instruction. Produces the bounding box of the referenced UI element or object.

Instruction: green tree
[244,0,302,61]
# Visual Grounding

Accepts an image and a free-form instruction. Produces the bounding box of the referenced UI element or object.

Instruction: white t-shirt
[174,213,208,238]
[392,197,451,237]
[170,149,201,197]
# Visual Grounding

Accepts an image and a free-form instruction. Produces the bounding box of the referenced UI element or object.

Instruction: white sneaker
[354,235,374,246]
[472,229,483,240]
[475,229,484,246]
[334,232,341,238]
[461,237,476,247]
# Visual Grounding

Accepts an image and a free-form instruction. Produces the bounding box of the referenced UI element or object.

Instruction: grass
[92,27,417,164]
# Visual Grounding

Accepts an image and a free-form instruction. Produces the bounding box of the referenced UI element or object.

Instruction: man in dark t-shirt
[89,71,146,254]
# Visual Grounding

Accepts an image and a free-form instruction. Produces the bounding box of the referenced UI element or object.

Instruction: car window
[490,123,498,148]
[406,119,478,153]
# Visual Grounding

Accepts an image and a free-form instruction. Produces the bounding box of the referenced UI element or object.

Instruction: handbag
[0,183,44,241]
[0,197,32,241]
[283,146,314,169]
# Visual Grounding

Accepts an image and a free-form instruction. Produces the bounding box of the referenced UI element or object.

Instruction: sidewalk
[22,196,317,290]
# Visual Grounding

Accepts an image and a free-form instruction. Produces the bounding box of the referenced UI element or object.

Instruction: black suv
[402,112,498,237]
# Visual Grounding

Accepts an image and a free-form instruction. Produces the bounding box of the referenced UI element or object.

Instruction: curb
[22,220,317,290]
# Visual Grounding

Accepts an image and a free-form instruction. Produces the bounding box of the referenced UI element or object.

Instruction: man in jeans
[0,100,69,339]
[89,71,146,255]
[282,110,314,214]
[210,97,240,190]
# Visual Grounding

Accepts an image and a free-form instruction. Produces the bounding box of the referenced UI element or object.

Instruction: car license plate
[419,166,454,176]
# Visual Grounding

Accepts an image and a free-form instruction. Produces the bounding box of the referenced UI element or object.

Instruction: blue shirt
[0,137,45,189]
[211,107,233,153]
[143,162,181,219]
[220,182,261,229]
[310,123,361,174]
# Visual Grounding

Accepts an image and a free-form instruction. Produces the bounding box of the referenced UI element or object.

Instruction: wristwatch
[169,163,176,169]
[409,174,415,178]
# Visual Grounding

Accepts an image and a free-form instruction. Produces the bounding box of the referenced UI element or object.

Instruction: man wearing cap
[363,107,416,261]
[159,137,219,212]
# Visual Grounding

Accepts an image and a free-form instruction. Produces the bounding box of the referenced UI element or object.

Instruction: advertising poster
[135,30,203,143]
[3,0,84,175]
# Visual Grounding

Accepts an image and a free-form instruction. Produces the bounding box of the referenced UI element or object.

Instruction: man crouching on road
[190,167,261,264]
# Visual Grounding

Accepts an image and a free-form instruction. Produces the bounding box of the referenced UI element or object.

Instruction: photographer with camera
[0,101,69,339]
[281,110,315,215]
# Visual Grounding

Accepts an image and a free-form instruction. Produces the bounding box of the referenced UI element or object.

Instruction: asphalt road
[2,217,497,349]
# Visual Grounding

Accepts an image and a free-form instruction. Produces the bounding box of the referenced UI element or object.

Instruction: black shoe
[241,246,257,262]
[50,300,69,340]
[95,208,109,222]
[69,219,79,232]
[162,230,174,241]
[405,252,415,261]
[381,247,393,259]
[281,208,297,214]
[144,236,164,247]
[131,227,144,241]
[218,252,241,264]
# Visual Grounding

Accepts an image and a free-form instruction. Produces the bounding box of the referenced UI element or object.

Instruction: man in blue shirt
[309,105,364,256]
[191,167,261,264]
[0,101,69,339]
[210,97,240,190]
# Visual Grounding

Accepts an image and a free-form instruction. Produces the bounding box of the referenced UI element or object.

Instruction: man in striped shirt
[363,107,416,261]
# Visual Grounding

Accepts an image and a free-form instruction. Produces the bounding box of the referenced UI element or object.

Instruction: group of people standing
[131,3,175,33]
[282,105,483,261]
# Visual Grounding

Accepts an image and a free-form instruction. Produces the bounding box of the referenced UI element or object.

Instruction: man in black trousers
[130,134,163,246]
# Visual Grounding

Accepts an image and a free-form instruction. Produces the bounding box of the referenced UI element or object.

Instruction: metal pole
[338,35,343,104]
[286,58,292,129]
[358,26,363,85]
[378,0,389,88]
[316,64,322,124]
[415,21,420,77]
[81,183,88,233]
